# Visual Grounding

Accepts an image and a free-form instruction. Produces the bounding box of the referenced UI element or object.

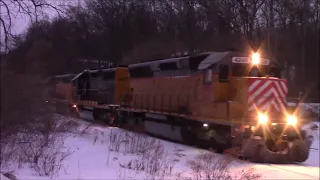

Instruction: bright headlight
[252,53,260,65]
[258,113,268,124]
[287,115,297,126]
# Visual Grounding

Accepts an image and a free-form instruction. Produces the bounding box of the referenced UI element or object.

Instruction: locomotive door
[75,72,90,100]
[200,65,214,102]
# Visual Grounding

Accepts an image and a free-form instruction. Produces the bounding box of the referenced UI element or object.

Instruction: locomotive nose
[247,78,288,113]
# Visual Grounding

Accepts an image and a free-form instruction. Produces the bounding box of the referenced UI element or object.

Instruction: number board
[232,57,250,63]
[260,59,270,65]
[232,57,270,65]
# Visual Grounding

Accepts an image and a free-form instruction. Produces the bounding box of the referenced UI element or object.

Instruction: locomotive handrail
[120,92,191,114]
[121,92,292,115]
[120,92,305,117]
[76,88,100,91]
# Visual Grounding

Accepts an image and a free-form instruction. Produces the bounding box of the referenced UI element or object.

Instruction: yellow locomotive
[48,74,77,115]
[58,51,313,164]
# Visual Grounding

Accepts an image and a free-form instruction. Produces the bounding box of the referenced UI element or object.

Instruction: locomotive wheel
[92,108,100,121]
[213,141,229,154]
[197,138,225,153]
[101,112,112,125]
[92,109,115,125]
[180,125,197,146]
[114,113,126,128]
[197,139,212,149]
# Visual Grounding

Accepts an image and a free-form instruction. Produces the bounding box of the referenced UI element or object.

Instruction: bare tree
[1,0,318,101]
[0,0,67,51]
[0,0,69,149]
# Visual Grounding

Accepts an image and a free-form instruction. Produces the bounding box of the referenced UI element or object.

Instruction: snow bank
[2,114,319,180]
[288,102,320,116]
[0,174,10,180]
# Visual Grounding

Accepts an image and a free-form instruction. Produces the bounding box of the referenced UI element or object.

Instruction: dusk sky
[1,0,80,35]
[10,13,30,35]
[0,0,82,51]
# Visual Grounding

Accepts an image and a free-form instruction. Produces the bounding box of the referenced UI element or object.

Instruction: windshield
[232,64,281,78]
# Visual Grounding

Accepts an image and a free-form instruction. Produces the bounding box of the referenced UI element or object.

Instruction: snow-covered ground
[1,114,319,180]
[288,102,320,118]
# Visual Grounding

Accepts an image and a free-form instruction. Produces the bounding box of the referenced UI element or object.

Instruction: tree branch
[0,0,66,51]
[0,0,13,50]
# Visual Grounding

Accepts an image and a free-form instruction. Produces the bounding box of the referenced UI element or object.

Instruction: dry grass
[108,130,186,179]
[0,116,79,178]
[186,151,261,180]
[0,72,79,178]
[107,128,261,180]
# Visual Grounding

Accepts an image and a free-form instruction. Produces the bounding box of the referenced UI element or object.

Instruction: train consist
[50,51,313,164]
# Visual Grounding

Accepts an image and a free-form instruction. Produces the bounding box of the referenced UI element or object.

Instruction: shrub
[187,151,261,180]
[109,130,185,179]
[1,116,76,178]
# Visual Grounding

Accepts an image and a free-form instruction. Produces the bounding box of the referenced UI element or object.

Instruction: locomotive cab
[197,52,312,163]
[199,52,291,121]
[72,67,131,110]
[201,52,306,147]
[53,74,77,103]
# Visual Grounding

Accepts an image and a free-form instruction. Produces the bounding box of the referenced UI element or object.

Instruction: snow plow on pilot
[54,51,314,164]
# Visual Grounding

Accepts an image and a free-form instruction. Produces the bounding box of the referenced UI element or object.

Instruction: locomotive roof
[72,72,84,81]
[54,74,77,78]
[128,56,190,68]
[71,68,117,81]
[87,68,116,73]
[197,52,230,69]
[128,51,233,70]
[129,51,281,70]
[128,52,212,69]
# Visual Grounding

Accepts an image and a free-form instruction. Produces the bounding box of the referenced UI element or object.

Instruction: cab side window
[203,68,213,85]
[219,64,229,82]
[249,67,259,77]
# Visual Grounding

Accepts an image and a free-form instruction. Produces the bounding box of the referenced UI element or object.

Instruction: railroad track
[264,163,319,179]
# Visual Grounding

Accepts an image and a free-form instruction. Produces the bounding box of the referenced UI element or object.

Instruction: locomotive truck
[54,51,313,164]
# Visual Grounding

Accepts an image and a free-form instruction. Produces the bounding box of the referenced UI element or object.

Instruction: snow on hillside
[288,102,320,118]
[0,174,10,180]
[1,113,319,180]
